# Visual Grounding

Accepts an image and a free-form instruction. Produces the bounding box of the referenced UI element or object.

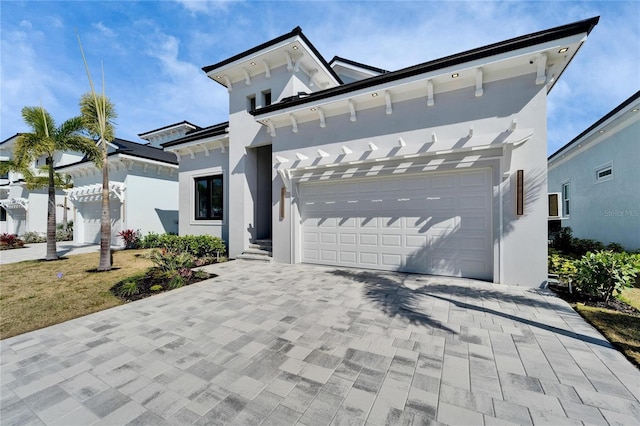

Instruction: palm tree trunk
[46,157,58,260]
[98,144,111,271]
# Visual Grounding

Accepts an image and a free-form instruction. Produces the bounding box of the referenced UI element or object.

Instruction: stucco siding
[548,119,640,251]
[269,75,549,286]
[176,151,229,242]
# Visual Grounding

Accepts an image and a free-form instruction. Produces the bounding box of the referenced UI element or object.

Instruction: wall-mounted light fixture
[516,169,524,216]
[280,187,286,220]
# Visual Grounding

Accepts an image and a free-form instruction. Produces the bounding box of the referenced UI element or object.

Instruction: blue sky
[1,1,638,155]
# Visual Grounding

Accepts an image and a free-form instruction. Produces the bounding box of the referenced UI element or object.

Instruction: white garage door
[80,202,121,245]
[300,169,492,280]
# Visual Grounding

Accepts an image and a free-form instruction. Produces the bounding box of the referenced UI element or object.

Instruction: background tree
[13,107,99,260]
[79,92,116,271]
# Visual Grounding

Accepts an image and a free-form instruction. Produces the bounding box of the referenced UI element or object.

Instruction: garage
[299,168,493,281]
[79,202,122,245]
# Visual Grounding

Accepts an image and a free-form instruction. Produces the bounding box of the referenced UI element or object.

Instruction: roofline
[162,121,229,148]
[202,26,342,85]
[548,89,640,161]
[0,133,22,146]
[56,150,178,171]
[253,16,599,116]
[329,56,389,74]
[138,120,200,137]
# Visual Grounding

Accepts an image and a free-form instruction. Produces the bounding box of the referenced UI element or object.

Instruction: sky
[1,1,638,156]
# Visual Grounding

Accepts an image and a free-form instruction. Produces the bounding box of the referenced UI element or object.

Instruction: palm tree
[80,92,116,271]
[14,107,100,260]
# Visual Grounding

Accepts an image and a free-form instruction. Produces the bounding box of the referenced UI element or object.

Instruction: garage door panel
[431,175,456,189]
[338,217,357,227]
[460,171,488,187]
[381,234,402,247]
[321,250,338,262]
[359,252,378,265]
[300,169,492,280]
[359,234,378,246]
[321,233,337,244]
[339,251,357,263]
[381,253,402,268]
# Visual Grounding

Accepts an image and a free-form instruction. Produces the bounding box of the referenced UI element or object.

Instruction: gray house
[163,18,599,287]
[548,90,640,251]
[57,138,179,245]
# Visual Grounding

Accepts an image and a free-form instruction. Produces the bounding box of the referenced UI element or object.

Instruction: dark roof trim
[162,121,229,148]
[138,120,200,137]
[202,26,342,85]
[253,17,599,116]
[0,133,22,146]
[548,90,640,161]
[329,56,389,74]
[56,138,178,170]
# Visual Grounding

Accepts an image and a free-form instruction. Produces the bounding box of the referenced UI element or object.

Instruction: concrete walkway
[1,260,639,425]
[0,242,121,265]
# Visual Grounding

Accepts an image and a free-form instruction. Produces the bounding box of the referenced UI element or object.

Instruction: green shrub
[150,249,195,272]
[548,251,577,284]
[56,229,73,242]
[553,227,574,253]
[139,232,161,249]
[167,274,186,290]
[606,242,625,253]
[572,239,605,256]
[117,279,140,297]
[150,284,163,292]
[574,251,639,303]
[22,232,46,243]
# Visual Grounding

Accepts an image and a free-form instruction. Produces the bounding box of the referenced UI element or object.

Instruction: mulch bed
[548,283,640,316]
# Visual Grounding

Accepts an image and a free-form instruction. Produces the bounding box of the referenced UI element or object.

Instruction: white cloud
[92,21,116,37]
[19,20,32,30]
[174,0,237,15]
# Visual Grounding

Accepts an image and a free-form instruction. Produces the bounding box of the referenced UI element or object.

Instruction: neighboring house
[163,18,599,287]
[56,137,179,246]
[0,134,84,236]
[548,90,640,251]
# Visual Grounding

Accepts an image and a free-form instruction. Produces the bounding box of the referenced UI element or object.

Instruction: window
[595,162,613,183]
[262,90,272,107]
[548,193,562,218]
[0,207,6,222]
[195,175,223,220]
[247,95,256,111]
[562,182,570,217]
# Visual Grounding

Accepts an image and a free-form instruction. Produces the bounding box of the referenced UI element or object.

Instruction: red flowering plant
[117,229,140,249]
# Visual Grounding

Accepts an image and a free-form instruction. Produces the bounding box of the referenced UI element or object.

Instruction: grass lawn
[0,249,153,339]
[575,286,640,368]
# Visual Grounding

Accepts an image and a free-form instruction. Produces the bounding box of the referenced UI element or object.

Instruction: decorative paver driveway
[1,261,639,425]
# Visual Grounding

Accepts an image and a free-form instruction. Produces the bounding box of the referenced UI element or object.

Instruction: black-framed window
[195,175,223,220]
[262,90,272,106]
[0,207,6,222]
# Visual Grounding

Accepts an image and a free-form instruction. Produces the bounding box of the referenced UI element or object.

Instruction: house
[56,137,179,245]
[548,90,640,251]
[162,17,599,287]
[0,134,83,236]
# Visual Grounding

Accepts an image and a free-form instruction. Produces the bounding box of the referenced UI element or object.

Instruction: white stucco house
[56,137,179,245]
[162,17,599,287]
[0,134,83,236]
[548,90,640,251]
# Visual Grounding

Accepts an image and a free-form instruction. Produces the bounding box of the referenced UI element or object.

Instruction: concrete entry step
[236,253,273,262]
[238,239,272,261]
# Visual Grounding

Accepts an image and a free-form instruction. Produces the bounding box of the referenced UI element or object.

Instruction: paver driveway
[1,260,639,425]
